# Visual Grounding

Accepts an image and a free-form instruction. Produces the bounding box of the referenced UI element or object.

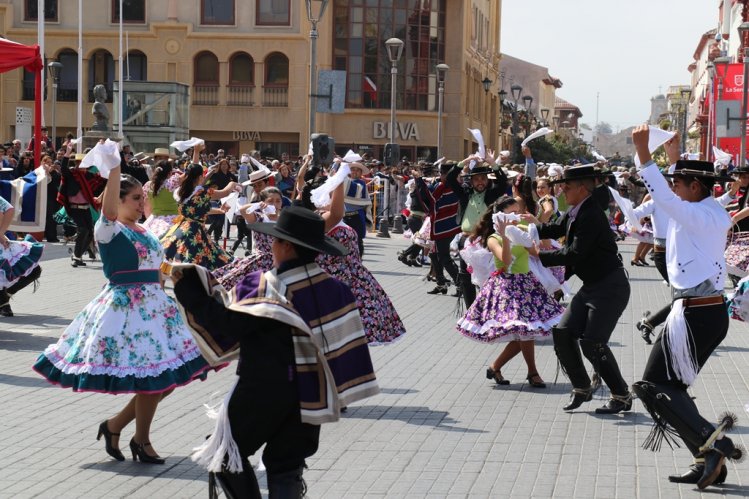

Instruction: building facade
[0,0,502,162]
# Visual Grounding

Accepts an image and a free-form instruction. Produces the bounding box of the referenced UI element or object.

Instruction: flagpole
[118,0,124,139]
[126,32,130,80]
[77,0,83,139]
[38,0,45,127]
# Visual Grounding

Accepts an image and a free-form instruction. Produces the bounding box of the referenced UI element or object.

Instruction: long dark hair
[120,174,142,199]
[150,160,173,195]
[178,164,204,202]
[299,176,326,210]
[471,195,518,247]
[514,174,537,215]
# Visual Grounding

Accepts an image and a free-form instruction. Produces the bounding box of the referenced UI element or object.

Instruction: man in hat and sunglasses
[172,206,379,498]
[525,163,632,414]
[631,125,739,489]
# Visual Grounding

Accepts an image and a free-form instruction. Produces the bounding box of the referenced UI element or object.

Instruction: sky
[501,0,717,131]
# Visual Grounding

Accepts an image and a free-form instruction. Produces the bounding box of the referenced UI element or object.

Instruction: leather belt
[69,203,90,209]
[653,245,666,253]
[344,211,360,217]
[682,295,724,308]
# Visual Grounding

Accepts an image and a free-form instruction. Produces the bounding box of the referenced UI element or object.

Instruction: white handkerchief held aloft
[310,162,352,208]
[492,212,521,232]
[608,186,642,232]
[521,127,553,147]
[307,142,314,156]
[170,137,205,152]
[220,192,239,223]
[634,128,675,167]
[240,154,250,164]
[249,156,266,171]
[79,139,121,179]
[468,128,486,159]
[591,150,606,162]
[434,157,446,166]
[340,150,363,164]
[713,146,732,166]
[70,136,83,146]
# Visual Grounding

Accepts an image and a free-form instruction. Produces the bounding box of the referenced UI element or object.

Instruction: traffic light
[311,133,335,166]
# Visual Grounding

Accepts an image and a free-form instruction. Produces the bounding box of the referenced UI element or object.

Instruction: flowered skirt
[725,232,749,277]
[160,218,231,271]
[213,252,273,290]
[457,271,563,343]
[143,214,179,240]
[0,235,43,288]
[33,283,214,394]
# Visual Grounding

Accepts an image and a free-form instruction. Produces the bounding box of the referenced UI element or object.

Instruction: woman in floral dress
[34,166,217,464]
[457,196,564,387]
[300,162,406,344]
[159,163,238,271]
[212,186,283,289]
[142,160,182,239]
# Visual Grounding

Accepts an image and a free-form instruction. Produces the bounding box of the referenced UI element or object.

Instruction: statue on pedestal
[91,85,110,132]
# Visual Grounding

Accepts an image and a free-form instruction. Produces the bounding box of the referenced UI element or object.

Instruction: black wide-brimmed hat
[549,164,607,185]
[247,206,348,256]
[465,164,494,177]
[732,165,749,174]
[664,160,733,182]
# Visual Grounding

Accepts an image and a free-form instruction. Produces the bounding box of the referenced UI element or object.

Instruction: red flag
[363,75,377,101]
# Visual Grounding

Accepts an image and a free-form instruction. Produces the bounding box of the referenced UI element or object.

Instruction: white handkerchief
[592,150,606,162]
[521,127,553,147]
[220,192,239,223]
[170,137,205,152]
[341,150,362,164]
[713,146,732,166]
[434,157,446,166]
[310,162,352,208]
[608,186,642,232]
[634,128,675,166]
[249,156,266,171]
[79,139,121,179]
[468,129,486,159]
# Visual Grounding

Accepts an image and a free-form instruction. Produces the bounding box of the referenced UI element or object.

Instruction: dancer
[160,163,238,270]
[457,196,563,387]
[342,161,371,256]
[142,160,182,238]
[211,186,283,289]
[530,164,632,414]
[172,206,379,498]
[0,196,43,317]
[33,166,217,464]
[631,124,739,489]
[724,164,749,285]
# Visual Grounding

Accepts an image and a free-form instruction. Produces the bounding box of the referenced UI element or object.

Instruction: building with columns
[0,0,502,162]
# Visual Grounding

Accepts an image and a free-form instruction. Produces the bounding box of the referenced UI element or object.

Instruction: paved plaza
[2,236,749,498]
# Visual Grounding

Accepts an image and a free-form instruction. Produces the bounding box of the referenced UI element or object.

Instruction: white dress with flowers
[33,216,213,394]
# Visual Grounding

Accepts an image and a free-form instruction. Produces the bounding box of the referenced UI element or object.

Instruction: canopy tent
[0,38,43,167]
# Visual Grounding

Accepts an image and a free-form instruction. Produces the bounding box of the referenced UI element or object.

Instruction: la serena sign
[372,121,421,141]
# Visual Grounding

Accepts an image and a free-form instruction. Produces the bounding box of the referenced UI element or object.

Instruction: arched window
[229,52,254,85]
[126,50,147,81]
[194,51,219,85]
[264,52,288,87]
[57,49,79,102]
[88,49,114,102]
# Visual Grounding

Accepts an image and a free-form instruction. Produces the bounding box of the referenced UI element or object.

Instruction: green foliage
[521,135,589,164]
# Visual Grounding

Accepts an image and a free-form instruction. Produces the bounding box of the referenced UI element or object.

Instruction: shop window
[113,0,145,23]
[126,50,147,81]
[229,52,254,85]
[25,0,57,21]
[257,0,290,26]
[88,49,114,102]
[201,0,235,25]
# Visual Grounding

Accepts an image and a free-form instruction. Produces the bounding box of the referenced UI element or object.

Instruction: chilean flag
[363,75,377,101]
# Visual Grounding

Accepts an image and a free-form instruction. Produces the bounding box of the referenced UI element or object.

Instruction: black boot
[595,393,633,414]
[636,312,654,344]
[458,271,476,307]
[267,466,306,499]
[210,459,262,499]
[580,340,630,411]
[669,462,727,484]
[563,388,593,411]
[552,328,592,411]
[7,266,41,295]
[699,437,735,489]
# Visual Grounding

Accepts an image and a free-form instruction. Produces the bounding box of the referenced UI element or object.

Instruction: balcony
[227,85,255,106]
[263,86,288,107]
[193,84,219,105]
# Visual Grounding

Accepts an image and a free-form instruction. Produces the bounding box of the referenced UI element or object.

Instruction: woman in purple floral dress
[457,196,564,387]
[212,186,283,289]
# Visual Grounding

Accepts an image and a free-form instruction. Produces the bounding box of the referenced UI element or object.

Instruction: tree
[595,122,613,135]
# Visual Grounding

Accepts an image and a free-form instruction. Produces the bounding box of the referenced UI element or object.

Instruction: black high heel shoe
[486,367,510,385]
[97,421,125,461]
[129,438,165,464]
[526,373,546,388]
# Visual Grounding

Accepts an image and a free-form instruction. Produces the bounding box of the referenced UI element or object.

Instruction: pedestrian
[172,206,379,498]
[33,166,218,464]
[631,125,739,489]
[205,158,237,243]
[529,164,632,414]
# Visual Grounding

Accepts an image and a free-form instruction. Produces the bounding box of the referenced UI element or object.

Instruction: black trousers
[406,215,424,234]
[343,213,365,256]
[207,214,224,242]
[432,237,458,286]
[231,218,251,252]
[68,207,93,260]
[44,205,59,241]
[640,301,728,454]
[457,235,476,307]
[228,378,320,475]
[647,250,671,328]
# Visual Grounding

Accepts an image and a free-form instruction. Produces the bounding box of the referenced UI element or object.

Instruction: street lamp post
[510,83,522,162]
[707,61,715,161]
[385,38,404,149]
[436,63,449,159]
[522,95,534,134]
[498,88,507,150]
[540,107,549,126]
[305,0,329,141]
[680,87,692,155]
[48,61,63,148]
[739,22,749,167]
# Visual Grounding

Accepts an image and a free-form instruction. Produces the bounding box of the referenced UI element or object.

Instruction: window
[264,53,288,86]
[126,50,147,81]
[229,52,254,85]
[333,0,446,111]
[194,51,219,84]
[88,49,115,102]
[113,0,146,23]
[57,50,79,102]
[201,0,235,25]
[25,0,58,21]
[257,0,290,26]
